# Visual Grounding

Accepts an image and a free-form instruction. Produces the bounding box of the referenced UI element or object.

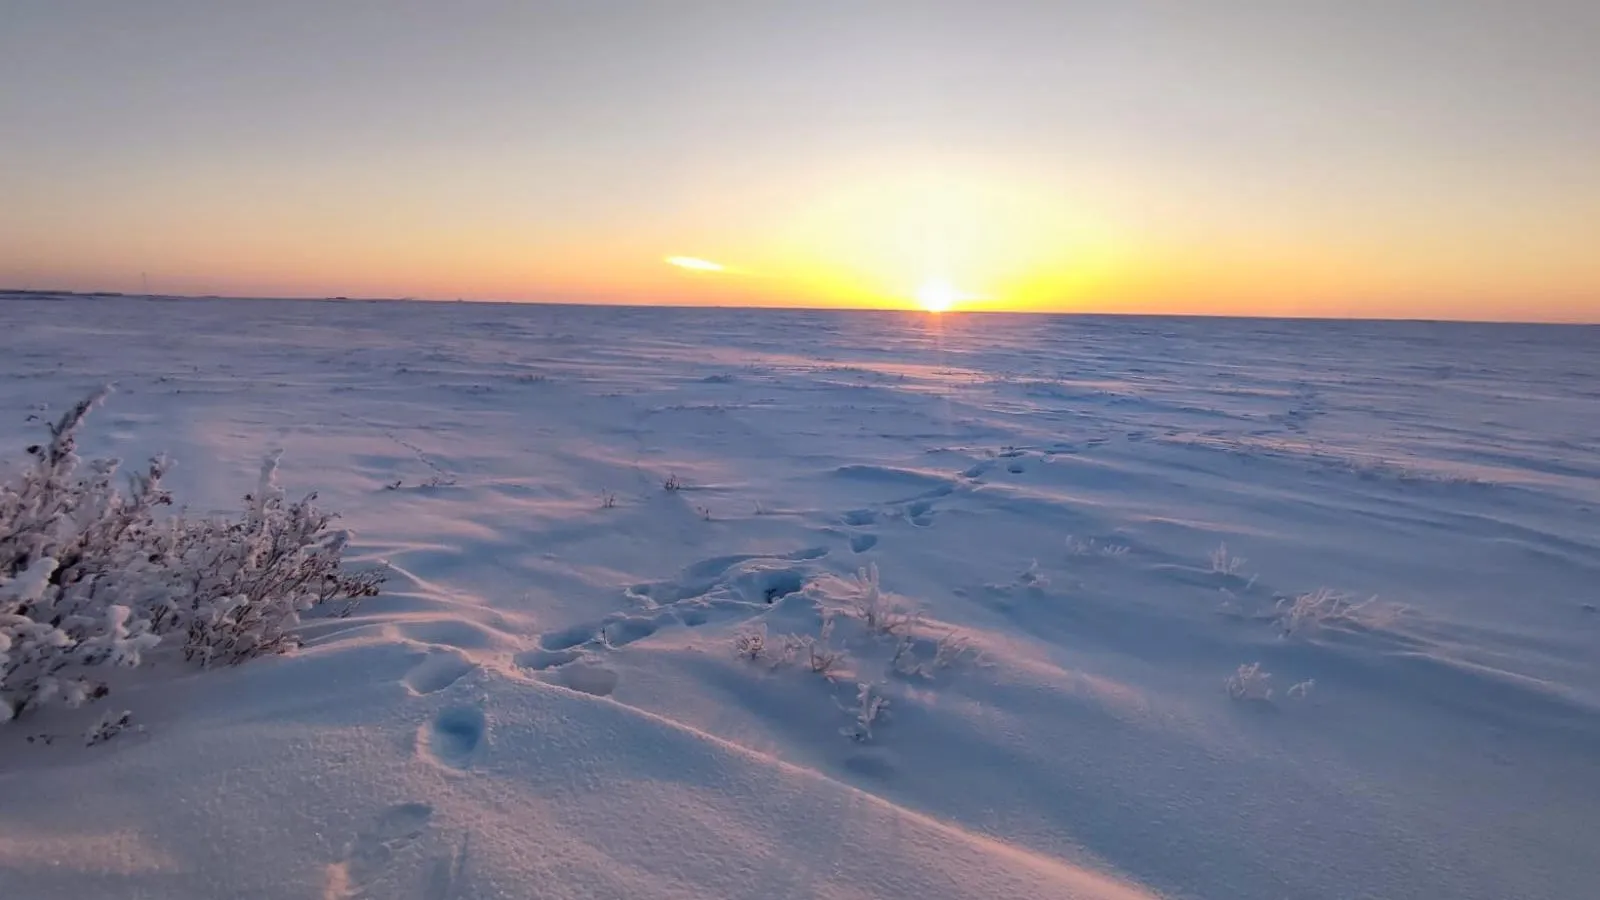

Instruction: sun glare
[915,279,960,313]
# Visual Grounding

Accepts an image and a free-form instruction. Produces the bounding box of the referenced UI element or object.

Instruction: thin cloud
[664,256,727,273]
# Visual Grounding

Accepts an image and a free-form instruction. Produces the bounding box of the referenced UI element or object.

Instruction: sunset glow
[2,5,1596,322]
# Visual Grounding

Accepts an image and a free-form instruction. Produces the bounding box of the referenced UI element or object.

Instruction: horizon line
[1,287,1595,327]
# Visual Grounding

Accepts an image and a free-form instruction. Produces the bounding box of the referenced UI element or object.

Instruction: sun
[915,279,960,313]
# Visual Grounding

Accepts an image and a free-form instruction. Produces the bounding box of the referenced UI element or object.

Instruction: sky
[2,1,1598,321]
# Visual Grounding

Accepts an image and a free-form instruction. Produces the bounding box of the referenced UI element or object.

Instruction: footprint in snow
[423,834,471,900]
[514,646,583,670]
[419,705,486,770]
[513,645,620,697]
[324,803,433,899]
[599,615,662,647]
[402,650,477,696]
[557,661,620,697]
[545,555,812,655]
[536,621,599,652]
[841,508,877,526]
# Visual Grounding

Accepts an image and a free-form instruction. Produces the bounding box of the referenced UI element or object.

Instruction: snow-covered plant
[931,630,975,669]
[1065,535,1129,558]
[84,708,135,746]
[1,391,383,723]
[1210,542,1247,576]
[841,681,889,742]
[152,452,386,667]
[732,623,766,660]
[888,632,916,673]
[1018,559,1049,589]
[779,614,843,677]
[2,391,165,720]
[848,564,917,637]
[1225,662,1273,701]
[1275,588,1388,637]
[806,624,842,675]
[890,629,976,678]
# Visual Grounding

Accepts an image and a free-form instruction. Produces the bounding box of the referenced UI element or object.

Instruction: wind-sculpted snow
[1,294,1596,899]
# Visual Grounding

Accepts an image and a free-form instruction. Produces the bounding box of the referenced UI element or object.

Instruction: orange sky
[3,3,1598,322]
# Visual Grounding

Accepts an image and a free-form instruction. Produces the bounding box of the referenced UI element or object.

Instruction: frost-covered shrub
[84,708,136,746]
[778,614,844,676]
[1275,588,1391,637]
[732,623,766,660]
[841,681,889,742]
[848,564,917,637]
[1210,542,1248,576]
[1064,535,1129,558]
[1,392,165,720]
[0,391,382,722]
[1225,662,1273,701]
[890,629,976,679]
[153,451,384,666]
[1017,559,1049,589]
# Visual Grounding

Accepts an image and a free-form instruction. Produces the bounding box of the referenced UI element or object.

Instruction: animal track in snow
[870,482,955,527]
[905,499,936,527]
[324,802,433,899]
[557,661,620,697]
[842,508,877,526]
[422,834,471,900]
[419,705,485,769]
[628,552,812,612]
[402,650,477,696]
[599,615,663,647]
[512,645,619,697]
[538,621,602,651]
[627,548,826,606]
[850,533,879,553]
[527,551,820,677]
[514,647,583,670]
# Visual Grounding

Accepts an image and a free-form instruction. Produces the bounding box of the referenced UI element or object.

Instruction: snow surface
[1,294,1597,900]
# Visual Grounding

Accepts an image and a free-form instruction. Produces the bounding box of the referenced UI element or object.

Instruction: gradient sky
[3,1,1598,321]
